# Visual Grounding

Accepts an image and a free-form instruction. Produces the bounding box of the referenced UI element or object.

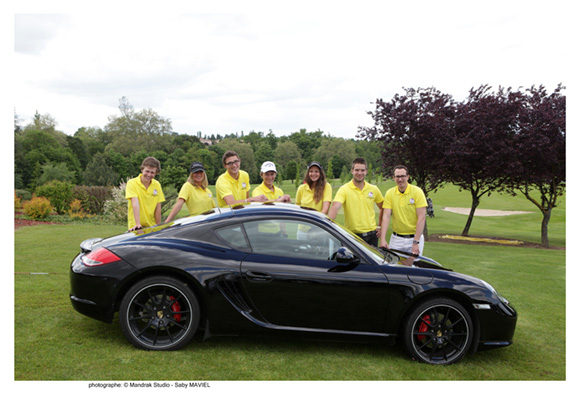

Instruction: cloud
[12,2,574,138]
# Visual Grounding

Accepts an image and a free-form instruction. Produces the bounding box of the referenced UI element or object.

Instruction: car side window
[214,224,250,250]
[243,219,342,260]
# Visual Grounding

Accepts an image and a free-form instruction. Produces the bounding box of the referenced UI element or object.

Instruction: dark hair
[304,162,327,203]
[351,157,367,169]
[392,165,409,176]
[222,151,239,165]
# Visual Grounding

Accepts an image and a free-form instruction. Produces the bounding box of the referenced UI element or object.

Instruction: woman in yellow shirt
[165,161,216,222]
[295,161,332,214]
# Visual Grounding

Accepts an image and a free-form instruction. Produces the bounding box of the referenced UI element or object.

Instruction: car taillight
[81,248,122,267]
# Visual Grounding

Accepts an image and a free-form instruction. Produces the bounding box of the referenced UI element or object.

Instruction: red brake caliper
[418,314,431,341]
[169,296,181,322]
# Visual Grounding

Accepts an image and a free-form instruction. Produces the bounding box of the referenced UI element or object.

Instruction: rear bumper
[69,253,137,323]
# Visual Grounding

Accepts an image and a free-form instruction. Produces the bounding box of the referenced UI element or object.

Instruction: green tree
[38,162,76,185]
[285,161,298,184]
[159,165,188,190]
[275,140,302,175]
[254,141,276,166]
[313,138,356,169]
[84,152,119,186]
[105,97,174,156]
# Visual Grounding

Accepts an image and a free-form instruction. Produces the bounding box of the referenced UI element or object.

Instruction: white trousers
[389,234,424,256]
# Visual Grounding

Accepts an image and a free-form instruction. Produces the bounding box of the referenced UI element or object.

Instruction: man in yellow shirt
[216,151,267,208]
[125,157,165,231]
[329,158,384,246]
[380,165,427,256]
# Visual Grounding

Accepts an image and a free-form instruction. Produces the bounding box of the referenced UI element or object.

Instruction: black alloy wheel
[119,276,200,350]
[403,298,473,365]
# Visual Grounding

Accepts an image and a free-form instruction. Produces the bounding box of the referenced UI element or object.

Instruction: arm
[129,197,142,231]
[223,193,267,206]
[328,201,342,220]
[412,207,426,255]
[375,201,384,237]
[379,208,392,249]
[277,194,291,203]
[320,201,331,215]
[165,198,185,223]
[154,203,162,225]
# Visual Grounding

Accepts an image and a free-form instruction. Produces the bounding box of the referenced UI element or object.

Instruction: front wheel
[403,298,473,365]
[119,276,200,350]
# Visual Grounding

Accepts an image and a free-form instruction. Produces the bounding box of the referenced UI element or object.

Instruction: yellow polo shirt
[251,182,285,200]
[295,183,332,212]
[333,180,384,233]
[216,170,250,208]
[125,174,165,229]
[383,184,427,234]
[178,182,216,216]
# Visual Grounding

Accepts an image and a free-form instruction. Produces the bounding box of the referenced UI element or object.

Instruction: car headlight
[480,279,510,305]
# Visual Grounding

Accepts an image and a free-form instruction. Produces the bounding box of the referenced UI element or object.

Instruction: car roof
[174,202,327,227]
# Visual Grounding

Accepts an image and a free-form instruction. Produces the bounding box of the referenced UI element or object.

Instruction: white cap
[260,161,277,173]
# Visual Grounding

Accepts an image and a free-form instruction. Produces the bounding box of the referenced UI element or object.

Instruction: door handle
[245,271,272,282]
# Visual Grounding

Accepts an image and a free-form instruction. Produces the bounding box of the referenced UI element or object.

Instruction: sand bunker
[443,207,533,216]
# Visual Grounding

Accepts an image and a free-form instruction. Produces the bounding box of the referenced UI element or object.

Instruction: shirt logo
[368,192,374,198]
[409,198,415,204]
[153,189,158,196]
[242,182,247,189]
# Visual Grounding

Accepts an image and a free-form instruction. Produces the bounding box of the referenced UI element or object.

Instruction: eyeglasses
[394,175,408,179]
[225,159,240,166]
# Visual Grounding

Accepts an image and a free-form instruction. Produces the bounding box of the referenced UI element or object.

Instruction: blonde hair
[187,171,208,189]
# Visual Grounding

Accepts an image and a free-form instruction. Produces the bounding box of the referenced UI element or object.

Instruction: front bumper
[474,300,518,351]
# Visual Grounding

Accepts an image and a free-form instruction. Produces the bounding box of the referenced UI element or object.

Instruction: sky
[8,0,576,139]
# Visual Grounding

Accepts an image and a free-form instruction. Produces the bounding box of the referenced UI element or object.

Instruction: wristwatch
[413,240,420,244]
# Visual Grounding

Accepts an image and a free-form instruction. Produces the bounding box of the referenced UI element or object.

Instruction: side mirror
[334,247,360,264]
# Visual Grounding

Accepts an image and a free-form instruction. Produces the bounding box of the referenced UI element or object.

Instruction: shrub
[23,196,53,219]
[35,180,74,215]
[72,185,112,215]
[103,180,128,225]
[68,199,95,220]
[15,189,32,202]
[15,193,21,210]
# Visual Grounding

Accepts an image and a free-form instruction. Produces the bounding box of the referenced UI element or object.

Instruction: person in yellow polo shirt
[216,151,267,208]
[379,165,427,256]
[164,161,216,223]
[295,161,332,214]
[251,161,291,202]
[328,158,384,246]
[125,156,165,231]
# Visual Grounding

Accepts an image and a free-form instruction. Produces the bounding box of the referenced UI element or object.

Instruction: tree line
[14,97,381,192]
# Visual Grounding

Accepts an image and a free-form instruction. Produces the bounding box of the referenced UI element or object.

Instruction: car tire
[119,276,200,351]
[402,297,473,365]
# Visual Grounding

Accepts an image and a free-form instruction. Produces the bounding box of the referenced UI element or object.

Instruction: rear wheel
[119,276,200,350]
[403,298,473,365]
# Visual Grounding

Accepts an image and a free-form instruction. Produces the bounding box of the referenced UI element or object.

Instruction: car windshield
[326,218,400,265]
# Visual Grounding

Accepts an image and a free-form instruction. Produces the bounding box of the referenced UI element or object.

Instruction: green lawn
[14,181,567,381]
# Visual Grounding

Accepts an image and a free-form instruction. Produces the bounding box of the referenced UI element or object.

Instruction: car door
[240,218,390,333]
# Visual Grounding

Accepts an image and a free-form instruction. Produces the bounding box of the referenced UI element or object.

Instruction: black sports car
[70,203,517,365]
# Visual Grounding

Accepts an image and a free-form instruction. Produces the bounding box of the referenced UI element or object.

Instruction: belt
[393,232,414,238]
[356,230,377,238]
